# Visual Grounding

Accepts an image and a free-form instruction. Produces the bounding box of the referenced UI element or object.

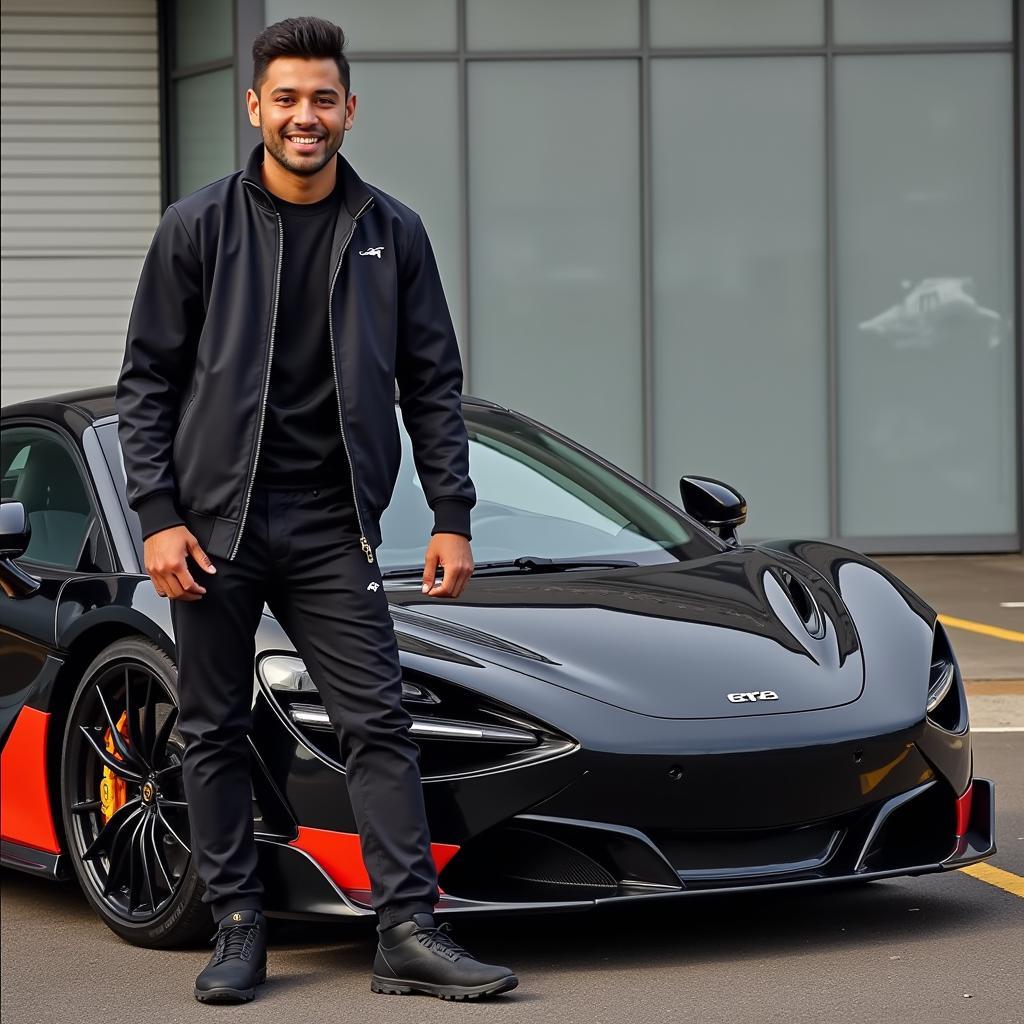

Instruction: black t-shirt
[253,178,354,499]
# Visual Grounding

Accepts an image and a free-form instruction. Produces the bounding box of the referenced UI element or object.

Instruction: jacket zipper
[328,194,376,564]
[229,185,284,561]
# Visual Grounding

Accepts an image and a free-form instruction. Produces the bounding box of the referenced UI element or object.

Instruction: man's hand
[144,525,217,601]
[421,533,473,599]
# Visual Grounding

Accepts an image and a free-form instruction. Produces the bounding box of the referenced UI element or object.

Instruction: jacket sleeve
[115,204,203,541]
[395,213,476,540]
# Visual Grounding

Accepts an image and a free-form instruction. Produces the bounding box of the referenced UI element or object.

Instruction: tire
[59,636,212,948]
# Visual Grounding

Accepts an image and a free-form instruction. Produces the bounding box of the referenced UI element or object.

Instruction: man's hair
[251,17,350,97]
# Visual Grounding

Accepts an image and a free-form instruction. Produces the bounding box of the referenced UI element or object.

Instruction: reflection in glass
[858,278,1004,350]
[835,54,1016,537]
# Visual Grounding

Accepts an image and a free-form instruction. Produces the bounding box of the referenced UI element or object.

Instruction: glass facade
[162,0,1021,552]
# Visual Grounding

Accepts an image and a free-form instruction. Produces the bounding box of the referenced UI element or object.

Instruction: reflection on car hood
[389,547,865,720]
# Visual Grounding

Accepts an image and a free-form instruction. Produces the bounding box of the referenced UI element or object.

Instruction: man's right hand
[144,525,217,601]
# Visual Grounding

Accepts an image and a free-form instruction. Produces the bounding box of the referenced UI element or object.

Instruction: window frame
[0,417,116,576]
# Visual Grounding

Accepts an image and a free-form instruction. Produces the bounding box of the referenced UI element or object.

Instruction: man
[115,15,518,1005]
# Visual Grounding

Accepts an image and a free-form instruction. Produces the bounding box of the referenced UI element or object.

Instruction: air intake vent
[439,826,618,901]
[774,568,826,639]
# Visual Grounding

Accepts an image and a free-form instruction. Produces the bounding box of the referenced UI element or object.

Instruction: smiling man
[115,15,518,1006]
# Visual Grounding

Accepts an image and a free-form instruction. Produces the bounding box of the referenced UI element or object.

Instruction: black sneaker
[371,912,518,1001]
[194,909,268,1004]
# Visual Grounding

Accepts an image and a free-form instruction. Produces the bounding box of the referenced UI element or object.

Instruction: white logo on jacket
[366,581,380,592]
[359,246,384,258]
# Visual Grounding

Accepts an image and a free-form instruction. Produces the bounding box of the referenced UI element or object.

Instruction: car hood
[390,547,865,719]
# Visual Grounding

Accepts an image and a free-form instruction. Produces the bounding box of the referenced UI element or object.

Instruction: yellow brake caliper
[100,710,131,823]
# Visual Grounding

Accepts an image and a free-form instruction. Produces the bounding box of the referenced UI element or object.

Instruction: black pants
[169,481,439,928]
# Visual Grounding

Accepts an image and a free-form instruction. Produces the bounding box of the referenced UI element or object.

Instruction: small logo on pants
[366,581,380,592]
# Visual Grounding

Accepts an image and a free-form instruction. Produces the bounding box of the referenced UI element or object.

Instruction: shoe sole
[194,966,267,1004]
[371,972,518,1001]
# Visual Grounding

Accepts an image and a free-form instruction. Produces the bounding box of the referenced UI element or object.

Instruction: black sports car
[0,385,995,948]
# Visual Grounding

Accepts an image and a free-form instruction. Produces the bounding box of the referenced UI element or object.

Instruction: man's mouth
[286,135,323,151]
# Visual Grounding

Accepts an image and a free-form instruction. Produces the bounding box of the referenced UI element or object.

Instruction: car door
[0,420,114,742]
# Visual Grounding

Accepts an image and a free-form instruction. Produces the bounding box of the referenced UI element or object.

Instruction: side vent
[774,568,826,639]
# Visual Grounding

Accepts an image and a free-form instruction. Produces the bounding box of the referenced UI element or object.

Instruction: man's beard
[261,124,344,175]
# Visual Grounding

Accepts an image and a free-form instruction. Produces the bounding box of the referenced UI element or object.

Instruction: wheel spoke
[94,684,145,773]
[123,666,148,769]
[151,705,179,766]
[154,761,182,781]
[155,806,190,854]
[147,812,174,893]
[126,811,147,913]
[141,673,156,768]
[82,797,142,861]
[101,803,143,897]
[79,725,143,783]
[157,799,189,810]
[137,812,156,912]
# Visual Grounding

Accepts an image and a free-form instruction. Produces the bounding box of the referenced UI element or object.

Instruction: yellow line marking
[959,863,1024,898]
[938,614,1024,645]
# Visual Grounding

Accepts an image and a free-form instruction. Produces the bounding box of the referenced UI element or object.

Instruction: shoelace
[412,921,472,962]
[208,921,259,964]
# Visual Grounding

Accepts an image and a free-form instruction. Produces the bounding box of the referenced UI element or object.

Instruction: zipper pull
[360,536,374,563]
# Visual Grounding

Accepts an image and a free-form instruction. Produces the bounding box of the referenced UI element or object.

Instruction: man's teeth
[289,136,320,144]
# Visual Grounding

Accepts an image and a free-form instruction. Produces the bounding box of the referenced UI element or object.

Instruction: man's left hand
[421,533,474,598]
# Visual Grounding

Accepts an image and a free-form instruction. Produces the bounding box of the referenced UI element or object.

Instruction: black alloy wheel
[60,637,210,947]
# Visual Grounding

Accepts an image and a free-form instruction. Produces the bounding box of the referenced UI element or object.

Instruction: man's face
[246,56,356,176]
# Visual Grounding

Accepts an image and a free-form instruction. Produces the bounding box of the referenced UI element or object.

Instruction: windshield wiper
[382,556,640,579]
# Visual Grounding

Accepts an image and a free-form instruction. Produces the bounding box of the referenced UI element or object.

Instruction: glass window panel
[175,0,232,67]
[651,58,827,540]
[265,0,456,51]
[174,68,235,199]
[649,0,823,47]
[833,0,1011,44]
[835,54,1016,537]
[469,61,643,479]
[341,62,463,340]
[467,0,638,50]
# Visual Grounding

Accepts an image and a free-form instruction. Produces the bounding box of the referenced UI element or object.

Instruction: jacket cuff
[136,490,185,541]
[430,498,472,541]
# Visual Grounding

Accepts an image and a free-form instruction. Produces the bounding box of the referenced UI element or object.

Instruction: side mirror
[0,501,40,598]
[679,476,747,546]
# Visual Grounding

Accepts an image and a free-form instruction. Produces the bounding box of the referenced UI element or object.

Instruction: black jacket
[115,143,476,564]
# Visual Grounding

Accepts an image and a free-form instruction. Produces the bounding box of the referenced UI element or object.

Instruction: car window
[0,424,108,571]
[379,406,723,570]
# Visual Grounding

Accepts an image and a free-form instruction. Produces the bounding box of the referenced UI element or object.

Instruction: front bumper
[253,777,995,921]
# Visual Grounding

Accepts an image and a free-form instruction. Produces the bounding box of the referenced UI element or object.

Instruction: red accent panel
[0,707,61,854]
[289,825,460,895]
[955,781,974,837]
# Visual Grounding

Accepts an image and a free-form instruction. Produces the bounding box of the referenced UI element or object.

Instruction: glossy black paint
[1,386,993,919]
[679,475,747,545]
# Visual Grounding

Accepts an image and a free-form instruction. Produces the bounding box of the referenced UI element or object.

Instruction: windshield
[380,406,722,571]
[98,407,723,572]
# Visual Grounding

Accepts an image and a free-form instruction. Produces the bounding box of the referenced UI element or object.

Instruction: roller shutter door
[1,0,160,406]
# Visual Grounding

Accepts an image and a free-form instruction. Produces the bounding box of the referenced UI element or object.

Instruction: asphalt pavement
[2,555,1022,1024]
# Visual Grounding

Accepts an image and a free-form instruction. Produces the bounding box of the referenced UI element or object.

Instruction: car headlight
[926,623,966,733]
[260,654,439,703]
[256,654,576,779]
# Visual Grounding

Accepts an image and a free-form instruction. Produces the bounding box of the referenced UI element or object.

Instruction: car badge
[727,690,780,703]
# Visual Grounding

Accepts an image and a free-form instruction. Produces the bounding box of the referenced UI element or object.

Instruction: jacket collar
[241,141,373,219]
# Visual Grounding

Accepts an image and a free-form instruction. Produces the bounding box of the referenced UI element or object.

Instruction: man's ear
[344,92,357,131]
[246,87,261,128]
